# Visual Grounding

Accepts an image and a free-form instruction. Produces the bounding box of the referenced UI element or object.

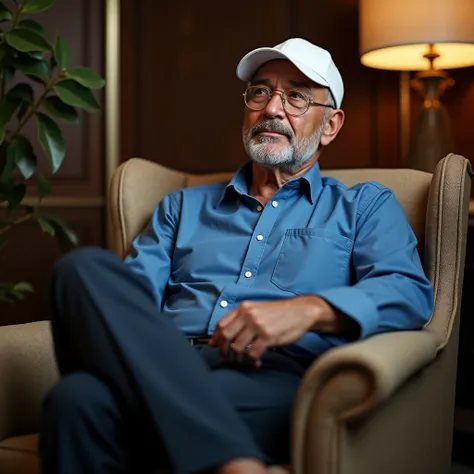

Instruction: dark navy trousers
[39,248,308,474]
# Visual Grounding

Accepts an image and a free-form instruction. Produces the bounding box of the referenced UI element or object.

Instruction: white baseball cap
[236,38,344,108]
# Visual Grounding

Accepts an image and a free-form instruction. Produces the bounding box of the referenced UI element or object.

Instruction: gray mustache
[251,121,293,141]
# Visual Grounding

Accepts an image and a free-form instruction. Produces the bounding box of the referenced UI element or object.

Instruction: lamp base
[404,70,455,173]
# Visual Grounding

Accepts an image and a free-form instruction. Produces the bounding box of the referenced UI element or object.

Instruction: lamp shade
[359,0,474,71]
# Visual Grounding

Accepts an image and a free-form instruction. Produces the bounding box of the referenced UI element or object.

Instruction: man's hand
[208,295,351,365]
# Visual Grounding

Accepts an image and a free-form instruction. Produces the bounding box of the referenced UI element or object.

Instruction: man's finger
[248,334,270,361]
[208,309,238,346]
[231,326,258,356]
[215,312,246,359]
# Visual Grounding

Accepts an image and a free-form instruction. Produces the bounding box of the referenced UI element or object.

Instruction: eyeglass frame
[242,84,334,117]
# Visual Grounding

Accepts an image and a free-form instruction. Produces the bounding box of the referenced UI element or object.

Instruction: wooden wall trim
[105,0,121,248]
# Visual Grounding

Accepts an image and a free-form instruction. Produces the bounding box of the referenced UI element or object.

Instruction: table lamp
[358,0,474,172]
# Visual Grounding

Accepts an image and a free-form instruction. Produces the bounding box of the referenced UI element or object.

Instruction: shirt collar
[217,160,322,207]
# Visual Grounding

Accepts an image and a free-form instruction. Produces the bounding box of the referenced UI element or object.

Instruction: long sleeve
[123,193,179,309]
[316,189,434,344]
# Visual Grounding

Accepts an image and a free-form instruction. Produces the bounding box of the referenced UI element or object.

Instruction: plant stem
[0,211,33,236]
[8,77,58,142]
[11,4,21,28]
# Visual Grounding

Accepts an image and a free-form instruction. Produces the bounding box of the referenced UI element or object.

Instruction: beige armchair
[0,154,471,474]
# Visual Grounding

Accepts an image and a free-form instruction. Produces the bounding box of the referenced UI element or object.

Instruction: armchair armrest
[0,322,58,442]
[291,330,438,473]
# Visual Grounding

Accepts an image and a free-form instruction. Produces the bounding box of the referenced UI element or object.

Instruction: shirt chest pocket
[270,228,353,295]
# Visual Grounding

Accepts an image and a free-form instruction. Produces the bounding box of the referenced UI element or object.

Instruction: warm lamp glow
[361,43,474,71]
[359,0,474,71]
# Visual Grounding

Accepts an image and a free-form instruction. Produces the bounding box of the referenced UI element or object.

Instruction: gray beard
[242,121,325,174]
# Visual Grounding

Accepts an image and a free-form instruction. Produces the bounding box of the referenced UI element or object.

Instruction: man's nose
[263,91,285,119]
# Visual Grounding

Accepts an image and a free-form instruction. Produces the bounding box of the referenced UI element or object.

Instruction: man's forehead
[251,59,318,88]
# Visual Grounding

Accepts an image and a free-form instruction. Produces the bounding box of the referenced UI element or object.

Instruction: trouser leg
[198,346,306,465]
[40,247,264,474]
[39,372,159,474]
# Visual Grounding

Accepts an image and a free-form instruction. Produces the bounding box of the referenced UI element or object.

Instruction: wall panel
[0,207,104,326]
[120,0,402,173]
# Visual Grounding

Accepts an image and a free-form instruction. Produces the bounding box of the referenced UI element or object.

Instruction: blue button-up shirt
[124,161,434,360]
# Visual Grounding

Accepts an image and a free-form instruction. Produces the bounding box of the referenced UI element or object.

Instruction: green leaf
[13,53,50,80]
[0,3,12,22]
[36,112,65,173]
[36,215,55,235]
[2,66,16,85]
[38,213,79,252]
[43,95,80,124]
[12,282,34,293]
[9,82,35,103]
[18,19,46,36]
[0,127,4,146]
[27,50,45,60]
[0,83,34,128]
[53,35,69,70]
[66,67,105,90]
[5,28,51,53]
[7,135,37,179]
[21,0,56,14]
[37,174,51,199]
[55,80,100,113]
[8,82,35,121]
[0,94,22,127]
[50,219,79,251]
[0,281,34,304]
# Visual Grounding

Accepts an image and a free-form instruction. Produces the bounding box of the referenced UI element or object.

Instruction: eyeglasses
[243,85,333,117]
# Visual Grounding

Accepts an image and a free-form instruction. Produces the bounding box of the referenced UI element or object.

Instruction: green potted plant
[0,0,105,304]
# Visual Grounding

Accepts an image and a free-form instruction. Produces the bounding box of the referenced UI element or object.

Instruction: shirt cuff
[315,286,379,340]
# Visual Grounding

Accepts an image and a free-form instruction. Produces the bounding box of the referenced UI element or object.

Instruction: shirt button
[272,201,278,208]
[256,205,263,212]
[256,234,264,241]
[220,300,228,308]
[244,271,252,278]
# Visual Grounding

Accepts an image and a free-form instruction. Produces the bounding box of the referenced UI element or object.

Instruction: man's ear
[319,109,345,147]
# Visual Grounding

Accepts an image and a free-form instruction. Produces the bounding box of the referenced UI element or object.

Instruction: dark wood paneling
[291,0,400,169]
[9,0,106,198]
[120,0,401,173]
[120,1,474,175]
[121,0,292,173]
[0,207,105,326]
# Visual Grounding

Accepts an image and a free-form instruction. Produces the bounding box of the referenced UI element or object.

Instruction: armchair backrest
[109,154,472,351]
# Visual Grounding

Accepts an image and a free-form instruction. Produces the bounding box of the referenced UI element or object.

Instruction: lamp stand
[405,47,455,172]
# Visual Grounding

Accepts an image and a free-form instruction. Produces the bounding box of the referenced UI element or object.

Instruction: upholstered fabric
[1,154,471,474]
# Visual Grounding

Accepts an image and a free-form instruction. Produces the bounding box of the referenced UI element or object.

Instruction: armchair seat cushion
[0,435,38,474]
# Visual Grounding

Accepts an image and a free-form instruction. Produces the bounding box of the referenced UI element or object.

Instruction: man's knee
[43,373,115,421]
[53,247,116,282]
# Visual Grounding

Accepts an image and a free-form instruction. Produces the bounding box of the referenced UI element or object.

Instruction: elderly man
[39,38,433,474]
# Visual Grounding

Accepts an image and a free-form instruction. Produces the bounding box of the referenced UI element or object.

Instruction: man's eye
[288,91,305,100]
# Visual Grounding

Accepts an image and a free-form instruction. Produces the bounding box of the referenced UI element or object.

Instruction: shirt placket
[207,196,284,334]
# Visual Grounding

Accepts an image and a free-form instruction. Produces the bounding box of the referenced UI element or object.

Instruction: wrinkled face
[242,60,330,173]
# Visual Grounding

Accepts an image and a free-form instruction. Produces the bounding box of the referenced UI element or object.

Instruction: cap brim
[236,47,329,89]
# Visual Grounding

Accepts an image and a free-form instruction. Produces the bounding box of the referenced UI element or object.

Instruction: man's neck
[248,159,317,206]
